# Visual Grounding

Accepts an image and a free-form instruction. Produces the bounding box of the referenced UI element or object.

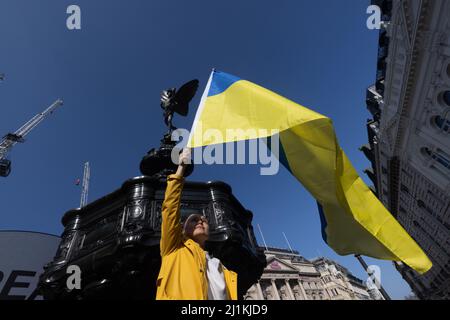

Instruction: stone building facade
[313,258,374,300]
[244,247,373,300]
[363,0,450,299]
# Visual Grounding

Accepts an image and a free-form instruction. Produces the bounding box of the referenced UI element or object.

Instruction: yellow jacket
[156,174,238,300]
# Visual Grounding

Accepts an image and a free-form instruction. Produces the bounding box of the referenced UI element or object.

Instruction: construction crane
[80,161,90,208]
[0,99,63,177]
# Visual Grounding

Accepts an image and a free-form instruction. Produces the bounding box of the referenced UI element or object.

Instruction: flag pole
[282,232,294,253]
[257,224,268,251]
[354,254,391,300]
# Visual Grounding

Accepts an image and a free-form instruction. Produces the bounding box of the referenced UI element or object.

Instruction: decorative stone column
[256,282,265,300]
[285,279,296,300]
[271,279,281,300]
[297,279,308,300]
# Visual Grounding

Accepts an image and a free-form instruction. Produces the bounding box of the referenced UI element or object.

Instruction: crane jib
[0,99,63,177]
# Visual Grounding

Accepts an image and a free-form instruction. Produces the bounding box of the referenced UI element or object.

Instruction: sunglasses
[186,215,208,225]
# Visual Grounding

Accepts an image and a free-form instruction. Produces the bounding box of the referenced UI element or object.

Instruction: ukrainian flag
[187,70,432,274]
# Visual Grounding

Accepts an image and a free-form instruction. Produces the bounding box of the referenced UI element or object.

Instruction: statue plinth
[139,133,194,178]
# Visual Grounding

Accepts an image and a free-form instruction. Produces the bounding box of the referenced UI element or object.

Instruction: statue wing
[173,79,199,116]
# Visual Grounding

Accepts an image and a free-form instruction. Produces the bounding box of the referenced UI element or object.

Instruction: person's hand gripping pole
[176,148,191,177]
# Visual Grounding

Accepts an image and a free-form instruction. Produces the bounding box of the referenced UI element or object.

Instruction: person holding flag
[156,148,238,300]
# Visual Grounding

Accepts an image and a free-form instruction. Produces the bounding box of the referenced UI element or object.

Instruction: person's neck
[189,235,206,249]
[197,239,205,249]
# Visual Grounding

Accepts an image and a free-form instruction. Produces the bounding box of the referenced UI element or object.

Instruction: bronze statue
[139,79,199,178]
[160,79,199,134]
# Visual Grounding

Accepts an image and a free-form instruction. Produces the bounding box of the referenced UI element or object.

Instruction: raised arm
[160,148,190,256]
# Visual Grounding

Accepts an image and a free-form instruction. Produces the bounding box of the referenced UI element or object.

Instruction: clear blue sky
[0,0,413,299]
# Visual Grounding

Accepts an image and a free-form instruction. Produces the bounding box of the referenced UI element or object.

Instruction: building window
[443,91,450,107]
[417,199,425,208]
[432,115,450,133]
[400,184,409,193]
[417,199,435,216]
[434,149,450,169]
[421,147,450,171]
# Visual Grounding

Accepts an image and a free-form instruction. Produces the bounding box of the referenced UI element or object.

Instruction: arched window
[443,91,450,107]
[421,147,432,157]
[432,115,450,133]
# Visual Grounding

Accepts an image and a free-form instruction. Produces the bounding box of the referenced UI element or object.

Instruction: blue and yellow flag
[187,70,432,274]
